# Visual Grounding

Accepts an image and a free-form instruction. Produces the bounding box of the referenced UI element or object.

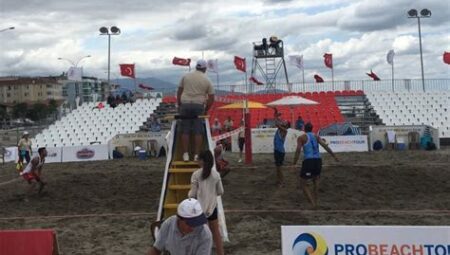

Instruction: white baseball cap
[23,131,29,135]
[177,198,207,227]
[196,59,207,69]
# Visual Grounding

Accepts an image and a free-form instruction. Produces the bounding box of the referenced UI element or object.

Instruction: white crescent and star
[126,67,133,75]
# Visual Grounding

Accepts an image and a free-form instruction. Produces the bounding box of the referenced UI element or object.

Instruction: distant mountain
[112,77,177,92]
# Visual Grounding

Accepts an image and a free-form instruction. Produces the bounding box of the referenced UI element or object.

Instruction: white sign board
[282,226,449,255]
[31,147,62,163]
[62,145,109,162]
[231,128,303,153]
[109,131,167,157]
[231,129,368,153]
[319,135,368,153]
[4,147,18,163]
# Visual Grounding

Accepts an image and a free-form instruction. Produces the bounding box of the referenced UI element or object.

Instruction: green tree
[12,103,28,119]
[0,106,8,120]
[26,103,48,121]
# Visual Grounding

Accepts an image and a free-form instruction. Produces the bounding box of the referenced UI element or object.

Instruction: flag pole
[391,59,395,92]
[134,62,137,93]
[302,67,305,92]
[331,58,335,91]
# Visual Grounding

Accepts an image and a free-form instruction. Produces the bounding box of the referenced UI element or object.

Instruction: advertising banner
[4,147,18,163]
[319,135,368,152]
[31,147,62,163]
[282,226,449,255]
[62,145,109,162]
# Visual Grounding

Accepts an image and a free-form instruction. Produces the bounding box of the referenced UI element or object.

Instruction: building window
[7,93,10,97]
[24,93,29,96]
[47,92,52,95]
[27,85,29,89]
[46,84,52,88]
[8,86,11,90]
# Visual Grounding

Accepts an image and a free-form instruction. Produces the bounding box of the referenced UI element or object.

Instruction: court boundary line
[0,209,448,221]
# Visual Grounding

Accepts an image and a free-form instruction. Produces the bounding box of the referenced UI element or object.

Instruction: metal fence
[157,79,450,98]
[211,78,450,94]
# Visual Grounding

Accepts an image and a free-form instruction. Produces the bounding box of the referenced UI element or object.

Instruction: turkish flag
[444,52,450,65]
[138,84,154,90]
[323,53,333,69]
[234,56,246,72]
[119,64,135,78]
[366,70,380,81]
[314,74,324,83]
[172,57,191,66]
[249,76,263,85]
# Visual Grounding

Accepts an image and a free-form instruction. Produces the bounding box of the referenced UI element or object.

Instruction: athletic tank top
[23,155,45,174]
[303,132,321,159]
[274,129,286,153]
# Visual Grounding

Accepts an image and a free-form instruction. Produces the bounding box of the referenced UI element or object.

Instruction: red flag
[119,64,135,78]
[323,53,333,69]
[234,56,246,72]
[444,52,450,65]
[366,70,380,81]
[172,57,191,66]
[249,76,263,85]
[138,84,154,90]
[314,74,324,83]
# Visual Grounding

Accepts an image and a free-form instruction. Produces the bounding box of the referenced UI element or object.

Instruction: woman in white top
[188,150,224,255]
[18,131,32,164]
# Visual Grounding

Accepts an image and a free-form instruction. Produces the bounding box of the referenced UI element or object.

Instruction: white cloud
[0,0,449,84]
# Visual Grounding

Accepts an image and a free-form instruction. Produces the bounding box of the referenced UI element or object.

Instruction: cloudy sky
[0,0,449,85]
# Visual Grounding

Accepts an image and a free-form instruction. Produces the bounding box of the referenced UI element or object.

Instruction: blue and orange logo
[292,232,328,255]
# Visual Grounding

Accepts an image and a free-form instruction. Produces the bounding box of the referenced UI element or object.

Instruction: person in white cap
[147,198,212,255]
[177,59,215,162]
[17,131,32,164]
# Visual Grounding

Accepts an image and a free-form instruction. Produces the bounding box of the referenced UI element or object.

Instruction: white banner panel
[31,147,62,163]
[62,145,109,162]
[319,135,368,153]
[4,147,18,162]
[109,132,167,157]
[231,128,303,153]
[282,226,449,255]
[231,129,368,153]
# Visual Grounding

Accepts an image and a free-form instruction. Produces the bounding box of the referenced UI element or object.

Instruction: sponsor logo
[292,232,328,255]
[76,148,95,159]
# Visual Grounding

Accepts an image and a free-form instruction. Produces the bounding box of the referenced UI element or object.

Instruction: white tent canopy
[266,95,319,106]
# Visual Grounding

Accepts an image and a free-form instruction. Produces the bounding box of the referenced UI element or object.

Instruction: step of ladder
[163,203,178,209]
[168,184,191,190]
[169,168,197,173]
[171,161,199,167]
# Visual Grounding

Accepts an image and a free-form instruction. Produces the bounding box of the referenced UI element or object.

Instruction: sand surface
[1,150,449,254]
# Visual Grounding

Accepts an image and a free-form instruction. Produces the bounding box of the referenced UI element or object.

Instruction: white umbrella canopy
[267,96,319,126]
[266,95,319,106]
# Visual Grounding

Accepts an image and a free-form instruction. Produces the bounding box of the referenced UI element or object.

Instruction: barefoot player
[293,123,338,208]
[21,147,47,195]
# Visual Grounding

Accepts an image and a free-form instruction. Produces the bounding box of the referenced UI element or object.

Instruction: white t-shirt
[188,169,224,217]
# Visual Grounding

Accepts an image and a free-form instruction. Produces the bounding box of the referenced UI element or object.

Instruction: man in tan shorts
[177,59,215,162]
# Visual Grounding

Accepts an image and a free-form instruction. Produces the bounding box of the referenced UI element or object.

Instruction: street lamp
[0,27,15,33]
[57,55,91,68]
[58,55,91,105]
[99,26,121,88]
[408,8,431,92]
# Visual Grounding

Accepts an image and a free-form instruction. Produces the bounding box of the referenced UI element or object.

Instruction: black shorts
[274,150,285,167]
[238,137,245,151]
[300,158,322,179]
[179,103,205,135]
[207,207,218,221]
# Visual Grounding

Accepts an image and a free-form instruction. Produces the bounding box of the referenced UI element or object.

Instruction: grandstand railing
[159,79,450,96]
